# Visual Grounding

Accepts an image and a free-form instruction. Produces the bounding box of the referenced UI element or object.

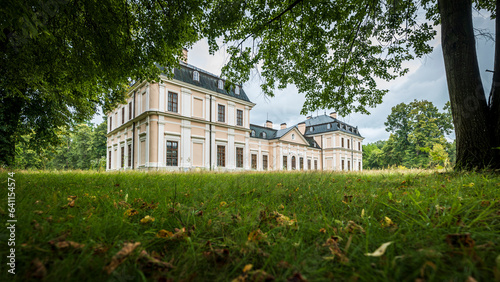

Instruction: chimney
[181,48,188,63]
[330,112,337,119]
[297,122,306,135]
[280,123,287,130]
[306,116,312,119]
[265,120,273,129]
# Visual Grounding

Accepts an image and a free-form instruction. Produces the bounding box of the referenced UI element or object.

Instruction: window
[127,144,132,167]
[283,156,287,170]
[347,139,350,149]
[300,157,304,170]
[308,159,311,170]
[260,132,267,138]
[358,142,361,151]
[235,86,240,95]
[166,141,178,166]
[341,160,345,170]
[251,130,256,137]
[218,104,225,122]
[217,145,225,167]
[218,80,223,89]
[121,107,125,124]
[251,154,257,169]
[314,160,318,170]
[263,155,268,170]
[109,116,112,131]
[193,71,199,81]
[168,92,178,113]
[108,151,112,169]
[348,160,351,171]
[359,162,361,171]
[341,138,344,147]
[310,127,314,132]
[237,110,243,126]
[236,147,243,168]
[327,123,331,129]
[129,102,133,120]
[292,156,296,170]
[121,146,125,168]
[292,134,295,140]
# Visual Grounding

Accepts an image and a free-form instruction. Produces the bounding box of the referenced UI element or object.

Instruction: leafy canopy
[205,0,438,116]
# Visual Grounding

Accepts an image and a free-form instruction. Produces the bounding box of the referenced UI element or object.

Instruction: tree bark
[439,0,497,169]
[489,0,500,168]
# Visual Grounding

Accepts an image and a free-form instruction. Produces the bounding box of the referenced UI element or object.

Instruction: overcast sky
[94,13,495,144]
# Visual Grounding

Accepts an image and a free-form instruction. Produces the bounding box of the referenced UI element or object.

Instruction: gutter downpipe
[209,94,213,170]
[132,91,136,169]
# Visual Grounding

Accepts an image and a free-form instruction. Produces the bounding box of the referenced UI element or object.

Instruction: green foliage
[1,170,498,280]
[14,121,107,170]
[205,0,440,115]
[364,100,454,169]
[1,0,206,166]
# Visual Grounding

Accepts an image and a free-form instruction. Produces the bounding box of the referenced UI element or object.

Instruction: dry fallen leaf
[55,240,85,250]
[30,258,47,279]
[124,209,138,217]
[140,215,155,224]
[345,221,365,234]
[446,233,475,248]
[138,250,174,270]
[243,264,253,273]
[104,242,141,274]
[156,229,174,238]
[365,242,393,257]
[323,237,349,263]
[248,229,267,242]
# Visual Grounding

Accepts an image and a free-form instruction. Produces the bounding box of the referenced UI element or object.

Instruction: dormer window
[235,85,240,95]
[327,123,331,129]
[310,127,314,132]
[251,130,256,137]
[261,132,267,138]
[193,71,199,82]
[218,80,224,89]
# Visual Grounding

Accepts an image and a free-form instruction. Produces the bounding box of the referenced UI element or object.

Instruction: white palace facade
[106,53,364,172]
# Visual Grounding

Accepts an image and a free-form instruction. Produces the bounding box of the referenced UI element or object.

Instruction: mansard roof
[173,62,252,103]
[301,115,363,137]
[249,124,320,149]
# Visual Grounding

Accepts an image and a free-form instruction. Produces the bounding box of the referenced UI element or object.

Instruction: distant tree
[1,0,205,167]
[429,143,449,168]
[383,100,453,168]
[363,141,386,169]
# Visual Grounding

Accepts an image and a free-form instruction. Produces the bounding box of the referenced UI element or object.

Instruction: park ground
[0,169,499,281]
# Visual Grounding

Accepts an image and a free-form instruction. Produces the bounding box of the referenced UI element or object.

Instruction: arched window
[235,86,240,95]
[260,132,267,138]
[193,71,200,81]
[251,130,256,137]
[291,156,296,170]
[218,80,224,89]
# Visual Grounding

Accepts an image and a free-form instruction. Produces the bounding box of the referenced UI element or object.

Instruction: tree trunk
[438,0,498,169]
[489,0,500,168]
[0,94,22,167]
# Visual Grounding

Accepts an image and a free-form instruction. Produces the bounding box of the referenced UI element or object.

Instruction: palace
[106,53,363,171]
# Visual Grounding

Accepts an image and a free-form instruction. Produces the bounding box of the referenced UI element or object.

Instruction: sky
[93,13,495,144]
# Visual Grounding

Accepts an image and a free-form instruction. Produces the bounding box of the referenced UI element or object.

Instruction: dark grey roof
[301,115,363,137]
[275,127,294,138]
[249,124,320,149]
[250,124,277,140]
[173,63,252,103]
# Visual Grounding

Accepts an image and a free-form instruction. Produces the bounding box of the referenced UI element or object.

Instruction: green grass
[1,169,499,281]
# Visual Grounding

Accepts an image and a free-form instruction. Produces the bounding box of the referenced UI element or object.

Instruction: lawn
[1,169,499,281]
